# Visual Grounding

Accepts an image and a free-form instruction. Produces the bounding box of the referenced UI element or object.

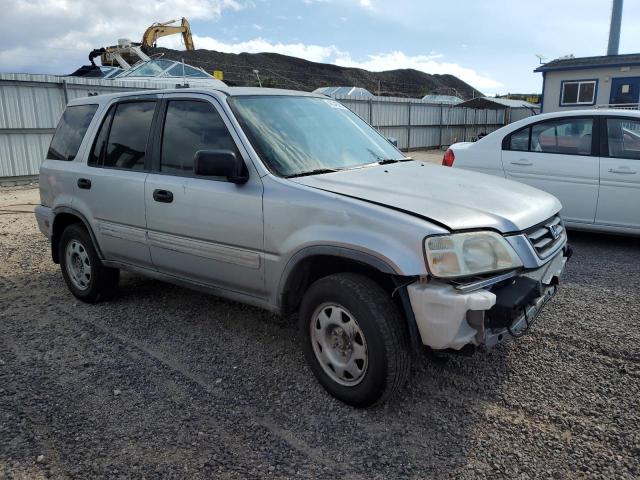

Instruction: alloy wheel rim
[65,240,91,291]
[310,303,368,386]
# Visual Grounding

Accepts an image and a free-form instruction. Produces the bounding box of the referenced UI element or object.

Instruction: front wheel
[299,273,410,407]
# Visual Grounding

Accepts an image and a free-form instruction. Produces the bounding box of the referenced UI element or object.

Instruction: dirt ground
[408,149,445,164]
[1,186,639,479]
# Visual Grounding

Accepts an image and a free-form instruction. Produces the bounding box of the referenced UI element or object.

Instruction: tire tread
[300,272,410,407]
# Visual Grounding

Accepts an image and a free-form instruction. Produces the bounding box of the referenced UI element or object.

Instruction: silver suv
[36,88,570,407]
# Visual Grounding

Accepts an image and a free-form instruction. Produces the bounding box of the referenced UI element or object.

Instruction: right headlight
[424,231,523,279]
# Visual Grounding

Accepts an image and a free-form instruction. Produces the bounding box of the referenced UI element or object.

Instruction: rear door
[595,116,640,229]
[501,116,599,224]
[74,96,158,267]
[144,93,265,295]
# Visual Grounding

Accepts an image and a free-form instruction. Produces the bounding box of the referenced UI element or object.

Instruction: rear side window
[607,118,640,160]
[47,104,98,161]
[88,106,114,166]
[101,102,156,170]
[160,100,239,176]
[530,118,593,155]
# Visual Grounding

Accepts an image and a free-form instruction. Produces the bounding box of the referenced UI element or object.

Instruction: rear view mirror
[194,149,248,184]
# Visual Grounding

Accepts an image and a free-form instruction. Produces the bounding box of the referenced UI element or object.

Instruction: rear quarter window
[47,104,98,161]
[503,126,530,151]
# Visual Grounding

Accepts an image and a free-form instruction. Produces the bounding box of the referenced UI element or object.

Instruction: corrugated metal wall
[0,74,179,178]
[508,107,538,123]
[0,74,533,177]
[333,95,511,150]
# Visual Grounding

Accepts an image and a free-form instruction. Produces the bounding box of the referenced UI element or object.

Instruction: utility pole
[607,0,623,55]
[253,69,262,87]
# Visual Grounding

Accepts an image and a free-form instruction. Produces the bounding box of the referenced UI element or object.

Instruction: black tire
[59,223,119,303]
[299,273,410,407]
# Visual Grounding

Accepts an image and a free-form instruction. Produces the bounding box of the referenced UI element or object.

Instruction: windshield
[229,96,406,177]
[118,59,174,77]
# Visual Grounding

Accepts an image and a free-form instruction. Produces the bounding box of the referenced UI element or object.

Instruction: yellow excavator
[94,17,195,67]
[142,17,195,50]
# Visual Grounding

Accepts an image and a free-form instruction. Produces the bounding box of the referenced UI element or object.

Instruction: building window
[560,80,597,106]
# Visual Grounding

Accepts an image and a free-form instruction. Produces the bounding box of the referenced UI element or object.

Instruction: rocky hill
[146,47,482,99]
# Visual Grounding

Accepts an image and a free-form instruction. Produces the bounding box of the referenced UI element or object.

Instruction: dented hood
[290,161,561,233]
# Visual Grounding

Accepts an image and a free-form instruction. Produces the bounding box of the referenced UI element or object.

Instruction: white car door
[501,116,599,224]
[595,116,640,229]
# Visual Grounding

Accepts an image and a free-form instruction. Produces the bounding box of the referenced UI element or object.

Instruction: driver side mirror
[194,149,248,184]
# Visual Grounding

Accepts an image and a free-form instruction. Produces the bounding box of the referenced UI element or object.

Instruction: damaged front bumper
[407,245,571,350]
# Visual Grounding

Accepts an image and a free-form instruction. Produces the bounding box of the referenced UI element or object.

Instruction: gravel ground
[0,186,638,479]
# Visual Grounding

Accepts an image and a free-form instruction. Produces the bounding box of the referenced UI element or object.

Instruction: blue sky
[2,0,639,95]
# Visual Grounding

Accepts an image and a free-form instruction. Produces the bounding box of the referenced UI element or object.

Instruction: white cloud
[334,51,503,90]
[0,0,246,73]
[0,0,501,91]
[185,35,343,63]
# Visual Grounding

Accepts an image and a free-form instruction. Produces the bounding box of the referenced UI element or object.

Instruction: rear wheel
[299,273,410,407]
[59,224,119,303]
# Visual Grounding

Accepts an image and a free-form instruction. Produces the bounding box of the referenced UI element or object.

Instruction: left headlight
[424,231,523,279]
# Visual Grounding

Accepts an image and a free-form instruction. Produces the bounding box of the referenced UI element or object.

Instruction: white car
[444,110,640,235]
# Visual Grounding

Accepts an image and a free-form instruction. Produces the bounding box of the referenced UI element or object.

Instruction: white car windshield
[229,96,406,177]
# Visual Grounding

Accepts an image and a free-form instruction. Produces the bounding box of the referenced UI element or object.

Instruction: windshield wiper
[378,158,414,165]
[285,168,340,178]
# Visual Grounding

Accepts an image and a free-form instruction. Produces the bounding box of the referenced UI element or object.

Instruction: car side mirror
[387,137,398,147]
[193,149,248,184]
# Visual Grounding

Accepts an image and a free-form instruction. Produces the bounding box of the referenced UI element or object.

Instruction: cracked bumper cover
[407,246,569,350]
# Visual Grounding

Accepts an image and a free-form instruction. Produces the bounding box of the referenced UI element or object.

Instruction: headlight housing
[424,231,522,278]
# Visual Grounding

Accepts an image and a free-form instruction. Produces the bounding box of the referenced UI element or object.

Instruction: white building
[535,53,640,113]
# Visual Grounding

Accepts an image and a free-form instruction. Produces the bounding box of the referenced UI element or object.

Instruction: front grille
[524,215,565,258]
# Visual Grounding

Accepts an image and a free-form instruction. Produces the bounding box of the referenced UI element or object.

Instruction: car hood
[290,161,562,233]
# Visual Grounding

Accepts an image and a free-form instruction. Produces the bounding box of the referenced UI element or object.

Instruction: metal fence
[0,73,190,178]
[332,95,507,150]
[0,74,532,178]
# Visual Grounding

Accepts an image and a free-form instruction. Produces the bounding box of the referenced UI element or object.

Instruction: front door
[144,94,265,296]
[501,116,599,224]
[609,77,640,106]
[595,116,640,229]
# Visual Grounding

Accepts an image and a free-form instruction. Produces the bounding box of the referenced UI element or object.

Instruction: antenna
[535,53,547,64]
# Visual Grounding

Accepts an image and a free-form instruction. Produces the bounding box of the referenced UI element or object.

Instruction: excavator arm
[141,17,195,50]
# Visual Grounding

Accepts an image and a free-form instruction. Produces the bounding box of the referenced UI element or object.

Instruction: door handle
[77,178,92,189]
[510,159,533,166]
[152,189,174,203]
[608,168,637,174]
